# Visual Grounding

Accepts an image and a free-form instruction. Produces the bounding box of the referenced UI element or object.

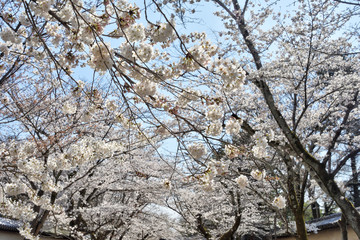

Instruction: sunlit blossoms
[225,118,242,135]
[105,100,118,111]
[188,143,207,159]
[200,174,214,192]
[252,145,267,158]
[17,157,45,182]
[135,43,154,62]
[210,160,229,176]
[235,175,248,189]
[252,132,269,158]
[151,21,175,43]
[213,58,246,91]
[179,44,214,71]
[120,42,135,61]
[88,42,114,72]
[62,102,77,114]
[224,144,241,159]
[29,0,53,19]
[272,196,286,209]
[177,89,201,106]
[0,27,21,44]
[206,121,223,136]
[124,23,146,42]
[4,183,25,196]
[253,132,267,146]
[1,199,36,222]
[250,169,266,181]
[206,105,223,121]
[133,80,157,96]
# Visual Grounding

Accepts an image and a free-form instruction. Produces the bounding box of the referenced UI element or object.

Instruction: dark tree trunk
[351,156,360,207]
[219,215,242,240]
[286,169,308,240]
[196,214,212,240]
[338,213,348,240]
[289,198,308,240]
[311,202,320,219]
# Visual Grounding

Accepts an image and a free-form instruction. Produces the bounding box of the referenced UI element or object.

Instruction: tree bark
[219,215,241,240]
[338,213,348,240]
[287,169,308,240]
[311,202,320,219]
[196,214,212,239]
[293,210,308,240]
[351,156,360,207]
[30,209,50,236]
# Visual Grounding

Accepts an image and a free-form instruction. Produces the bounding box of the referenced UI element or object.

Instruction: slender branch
[331,149,360,177]
[196,214,212,239]
[322,91,359,165]
[334,0,360,6]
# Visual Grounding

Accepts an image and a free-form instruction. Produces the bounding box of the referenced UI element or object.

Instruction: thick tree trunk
[219,215,241,240]
[338,213,348,240]
[294,210,308,240]
[351,156,360,207]
[287,173,308,240]
[30,209,50,236]
[255,76,360,237]
[225,0,360,237]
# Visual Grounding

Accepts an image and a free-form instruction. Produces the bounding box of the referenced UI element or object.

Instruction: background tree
[0,74,178,239]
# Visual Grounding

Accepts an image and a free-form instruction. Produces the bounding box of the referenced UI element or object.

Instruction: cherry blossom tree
[204,0,360,238]
[1,0,360,239]
[0,72,179,239]
[163,154,285,239]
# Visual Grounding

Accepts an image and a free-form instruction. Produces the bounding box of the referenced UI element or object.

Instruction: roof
[0,216,20,232]
[275,207,360,238]
[306,207,360,230]
[0,216,71,239]
[306,212,342,230]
